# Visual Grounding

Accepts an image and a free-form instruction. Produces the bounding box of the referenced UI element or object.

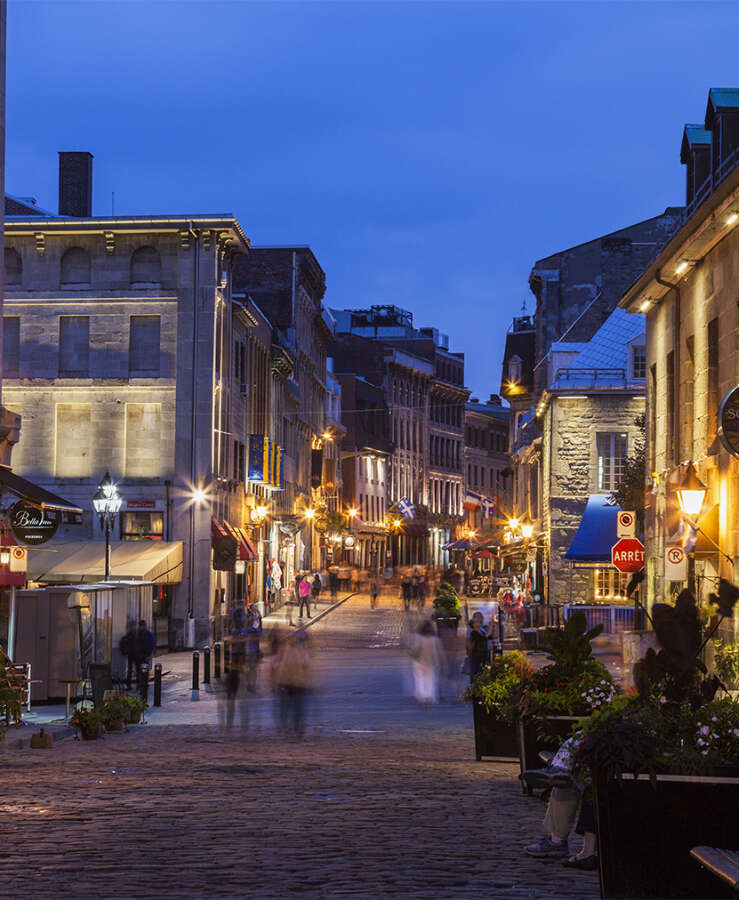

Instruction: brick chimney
[58,151,93,217]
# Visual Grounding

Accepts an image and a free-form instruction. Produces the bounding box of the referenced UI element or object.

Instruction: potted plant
[575,583,739,900]
[516,611,616,780]
[100,695,129,732]
[124,694,147,724]
[713,639,739,692]
[70,707,102,740]
[465,651,534,759]
[431,582,461,633]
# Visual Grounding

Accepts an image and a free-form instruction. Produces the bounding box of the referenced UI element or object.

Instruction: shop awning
[27,540,183,584]
[443,538,476,551]
[225,522,257,561]
[0,467,82,514]
[564,494,620,566]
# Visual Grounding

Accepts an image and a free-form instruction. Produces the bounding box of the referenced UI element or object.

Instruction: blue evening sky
[6,1,739,397]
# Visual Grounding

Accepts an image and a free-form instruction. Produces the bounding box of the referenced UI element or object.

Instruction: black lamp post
[92,472,122,581]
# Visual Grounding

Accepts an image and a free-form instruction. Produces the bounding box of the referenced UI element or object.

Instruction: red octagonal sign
[611,537,645,573]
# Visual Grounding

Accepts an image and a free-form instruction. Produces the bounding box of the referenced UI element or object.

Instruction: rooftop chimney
[58,151,93,217]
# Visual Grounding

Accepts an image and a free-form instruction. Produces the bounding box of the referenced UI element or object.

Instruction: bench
[690,846,739,892]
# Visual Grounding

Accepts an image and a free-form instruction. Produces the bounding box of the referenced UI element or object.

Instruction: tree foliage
[610,413,646,532]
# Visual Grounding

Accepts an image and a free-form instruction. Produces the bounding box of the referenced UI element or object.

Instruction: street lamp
[676,465,707,518]
[304,508,315,519]
[348,507,358,518]
[92,472,122,581]
[508,516,519,531]
[520,518,534,540]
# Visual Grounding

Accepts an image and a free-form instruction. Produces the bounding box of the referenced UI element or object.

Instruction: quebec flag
[398,497,416,520]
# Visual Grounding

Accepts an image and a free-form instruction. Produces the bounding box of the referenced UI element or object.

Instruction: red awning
[224,521,257,561]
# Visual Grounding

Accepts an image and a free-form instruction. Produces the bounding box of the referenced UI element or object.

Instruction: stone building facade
[463,395,510,540]
[621,88,739,632]
[232,247,334,578]
[3,199,250,647]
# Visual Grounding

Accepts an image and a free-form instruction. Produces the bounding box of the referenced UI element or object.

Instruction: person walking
[369,573,381,610]
[243,612,262,693]
[416,575,427,609]
[329,567,339,600]
[466,611,489,682]
[130,619,156,688]
[401,573,412,610]
[275,629,313,738]
[119,625,137,689]
[221,609,248,730]
[298,574,312,619]
[409,620,443,705]
[311,573,321,611]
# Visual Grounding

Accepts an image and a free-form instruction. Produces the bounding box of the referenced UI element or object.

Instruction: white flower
[659,696,667,704]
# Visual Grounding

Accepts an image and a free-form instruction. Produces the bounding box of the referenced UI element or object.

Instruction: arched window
[60,247,91,285]
[130,246,161,286]
[4,248,21,285]
[508,354,522,383]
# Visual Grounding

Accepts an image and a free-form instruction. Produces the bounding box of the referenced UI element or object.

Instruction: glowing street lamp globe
[92,472,122,519]
[676,466,707,518]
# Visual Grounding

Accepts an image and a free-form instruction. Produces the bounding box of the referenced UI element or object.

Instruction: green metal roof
[706,88,739,127]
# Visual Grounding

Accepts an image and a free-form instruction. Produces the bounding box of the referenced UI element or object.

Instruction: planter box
[472,703,520,760]
[594,770,739,899]
[517,716,579,793]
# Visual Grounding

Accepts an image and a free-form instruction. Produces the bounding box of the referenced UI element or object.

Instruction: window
[129,315,161,375]
[121,511,164,541]
[125,403,162,477]
[4,248,21,285]
[3,316,20,376]
[130,246,161,285]
[60,247,90,285]
[595,569,627,600]
[55,403,91,476]
[59,316,89,376]
[631,345,646,380]
[596,432,627,491]
[508,354,522,383]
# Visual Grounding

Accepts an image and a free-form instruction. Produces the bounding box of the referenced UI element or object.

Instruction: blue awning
[564,494,620,565]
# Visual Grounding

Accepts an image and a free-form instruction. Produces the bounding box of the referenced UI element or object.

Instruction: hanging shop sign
[611,537,645,573]
[10,545,27,572]
[617,510,636,538]
[248,435,269,483]
[664,545,687,581]
[718,385,739,458]
[9,501,60,545]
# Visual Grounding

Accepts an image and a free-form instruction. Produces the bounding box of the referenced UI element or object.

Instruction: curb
[5,721,76,751]
[264,592,359,634]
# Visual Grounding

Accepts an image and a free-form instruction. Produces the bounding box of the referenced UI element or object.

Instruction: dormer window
[631,345,646,380]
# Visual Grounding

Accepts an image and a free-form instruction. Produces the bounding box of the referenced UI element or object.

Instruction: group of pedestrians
[400,571,428,610]
[219,604,313,738]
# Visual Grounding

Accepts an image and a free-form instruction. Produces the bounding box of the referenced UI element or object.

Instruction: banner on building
[272,445,283,490]
[248,435,269,483]
[311,448,323,490]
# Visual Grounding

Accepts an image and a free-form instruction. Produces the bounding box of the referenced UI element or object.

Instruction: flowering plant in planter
[517,611,619,721]
[464,651,534,722]
[575,583,739,780]
[70,707,102,739]
[100,696,130,730]
[713,639,739,690]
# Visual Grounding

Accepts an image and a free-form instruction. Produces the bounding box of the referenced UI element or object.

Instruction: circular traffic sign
[666,546,685,566]
[618,511,635,528]
[611,537,646,573]
[718,385,739,458]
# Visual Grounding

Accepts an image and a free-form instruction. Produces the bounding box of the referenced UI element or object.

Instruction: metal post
[214,642,221,680]
[153,663,162,706]
[224,640,231,675]
[7,585,16,661]
[104,516,111,581]
[138,664,150,703]
[203,646,212,692]
[191,649,199,701]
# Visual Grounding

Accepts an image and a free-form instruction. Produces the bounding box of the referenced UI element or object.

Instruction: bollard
[214,642,222,680]
[138,663,151,704]
[153,662,162,707]
[224,640,231,676]
[191,649,200,701]
[203,646,212,692]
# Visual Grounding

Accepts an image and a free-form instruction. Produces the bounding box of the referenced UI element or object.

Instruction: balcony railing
[554,367,626,386]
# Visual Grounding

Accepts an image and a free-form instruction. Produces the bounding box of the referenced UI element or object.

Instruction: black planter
[472,703,519,760]
[517,716,579,793]
[593,770,739,899]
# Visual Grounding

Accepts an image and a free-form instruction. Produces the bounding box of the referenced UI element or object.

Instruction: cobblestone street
[0,596,598,899]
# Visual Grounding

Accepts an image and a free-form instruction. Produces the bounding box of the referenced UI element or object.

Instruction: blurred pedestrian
[243,612,262,693]
[416,575,427,609]
[409,620,443,705]
[275,630,313,738]
[311,573,322,610]
[369,573,381,610]
[221,609,248,730]
[128,619,156,689]
[401,573,412,610]
[329,567,339,600]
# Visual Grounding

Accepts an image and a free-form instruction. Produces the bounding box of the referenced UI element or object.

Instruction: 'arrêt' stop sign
[611,537,645,573]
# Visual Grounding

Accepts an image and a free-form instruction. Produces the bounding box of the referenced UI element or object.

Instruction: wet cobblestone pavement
[0,595,598,899]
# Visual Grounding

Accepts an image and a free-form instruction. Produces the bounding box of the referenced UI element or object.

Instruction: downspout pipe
[188,223,200,619]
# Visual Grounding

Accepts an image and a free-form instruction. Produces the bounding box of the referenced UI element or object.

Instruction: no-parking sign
[617,510,636,538]
[664,545,687,581]
[9,545,27,572]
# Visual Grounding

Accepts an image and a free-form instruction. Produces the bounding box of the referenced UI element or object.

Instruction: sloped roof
[559,307,644,374]
[706,88,739,128]
[681,124,712,163]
